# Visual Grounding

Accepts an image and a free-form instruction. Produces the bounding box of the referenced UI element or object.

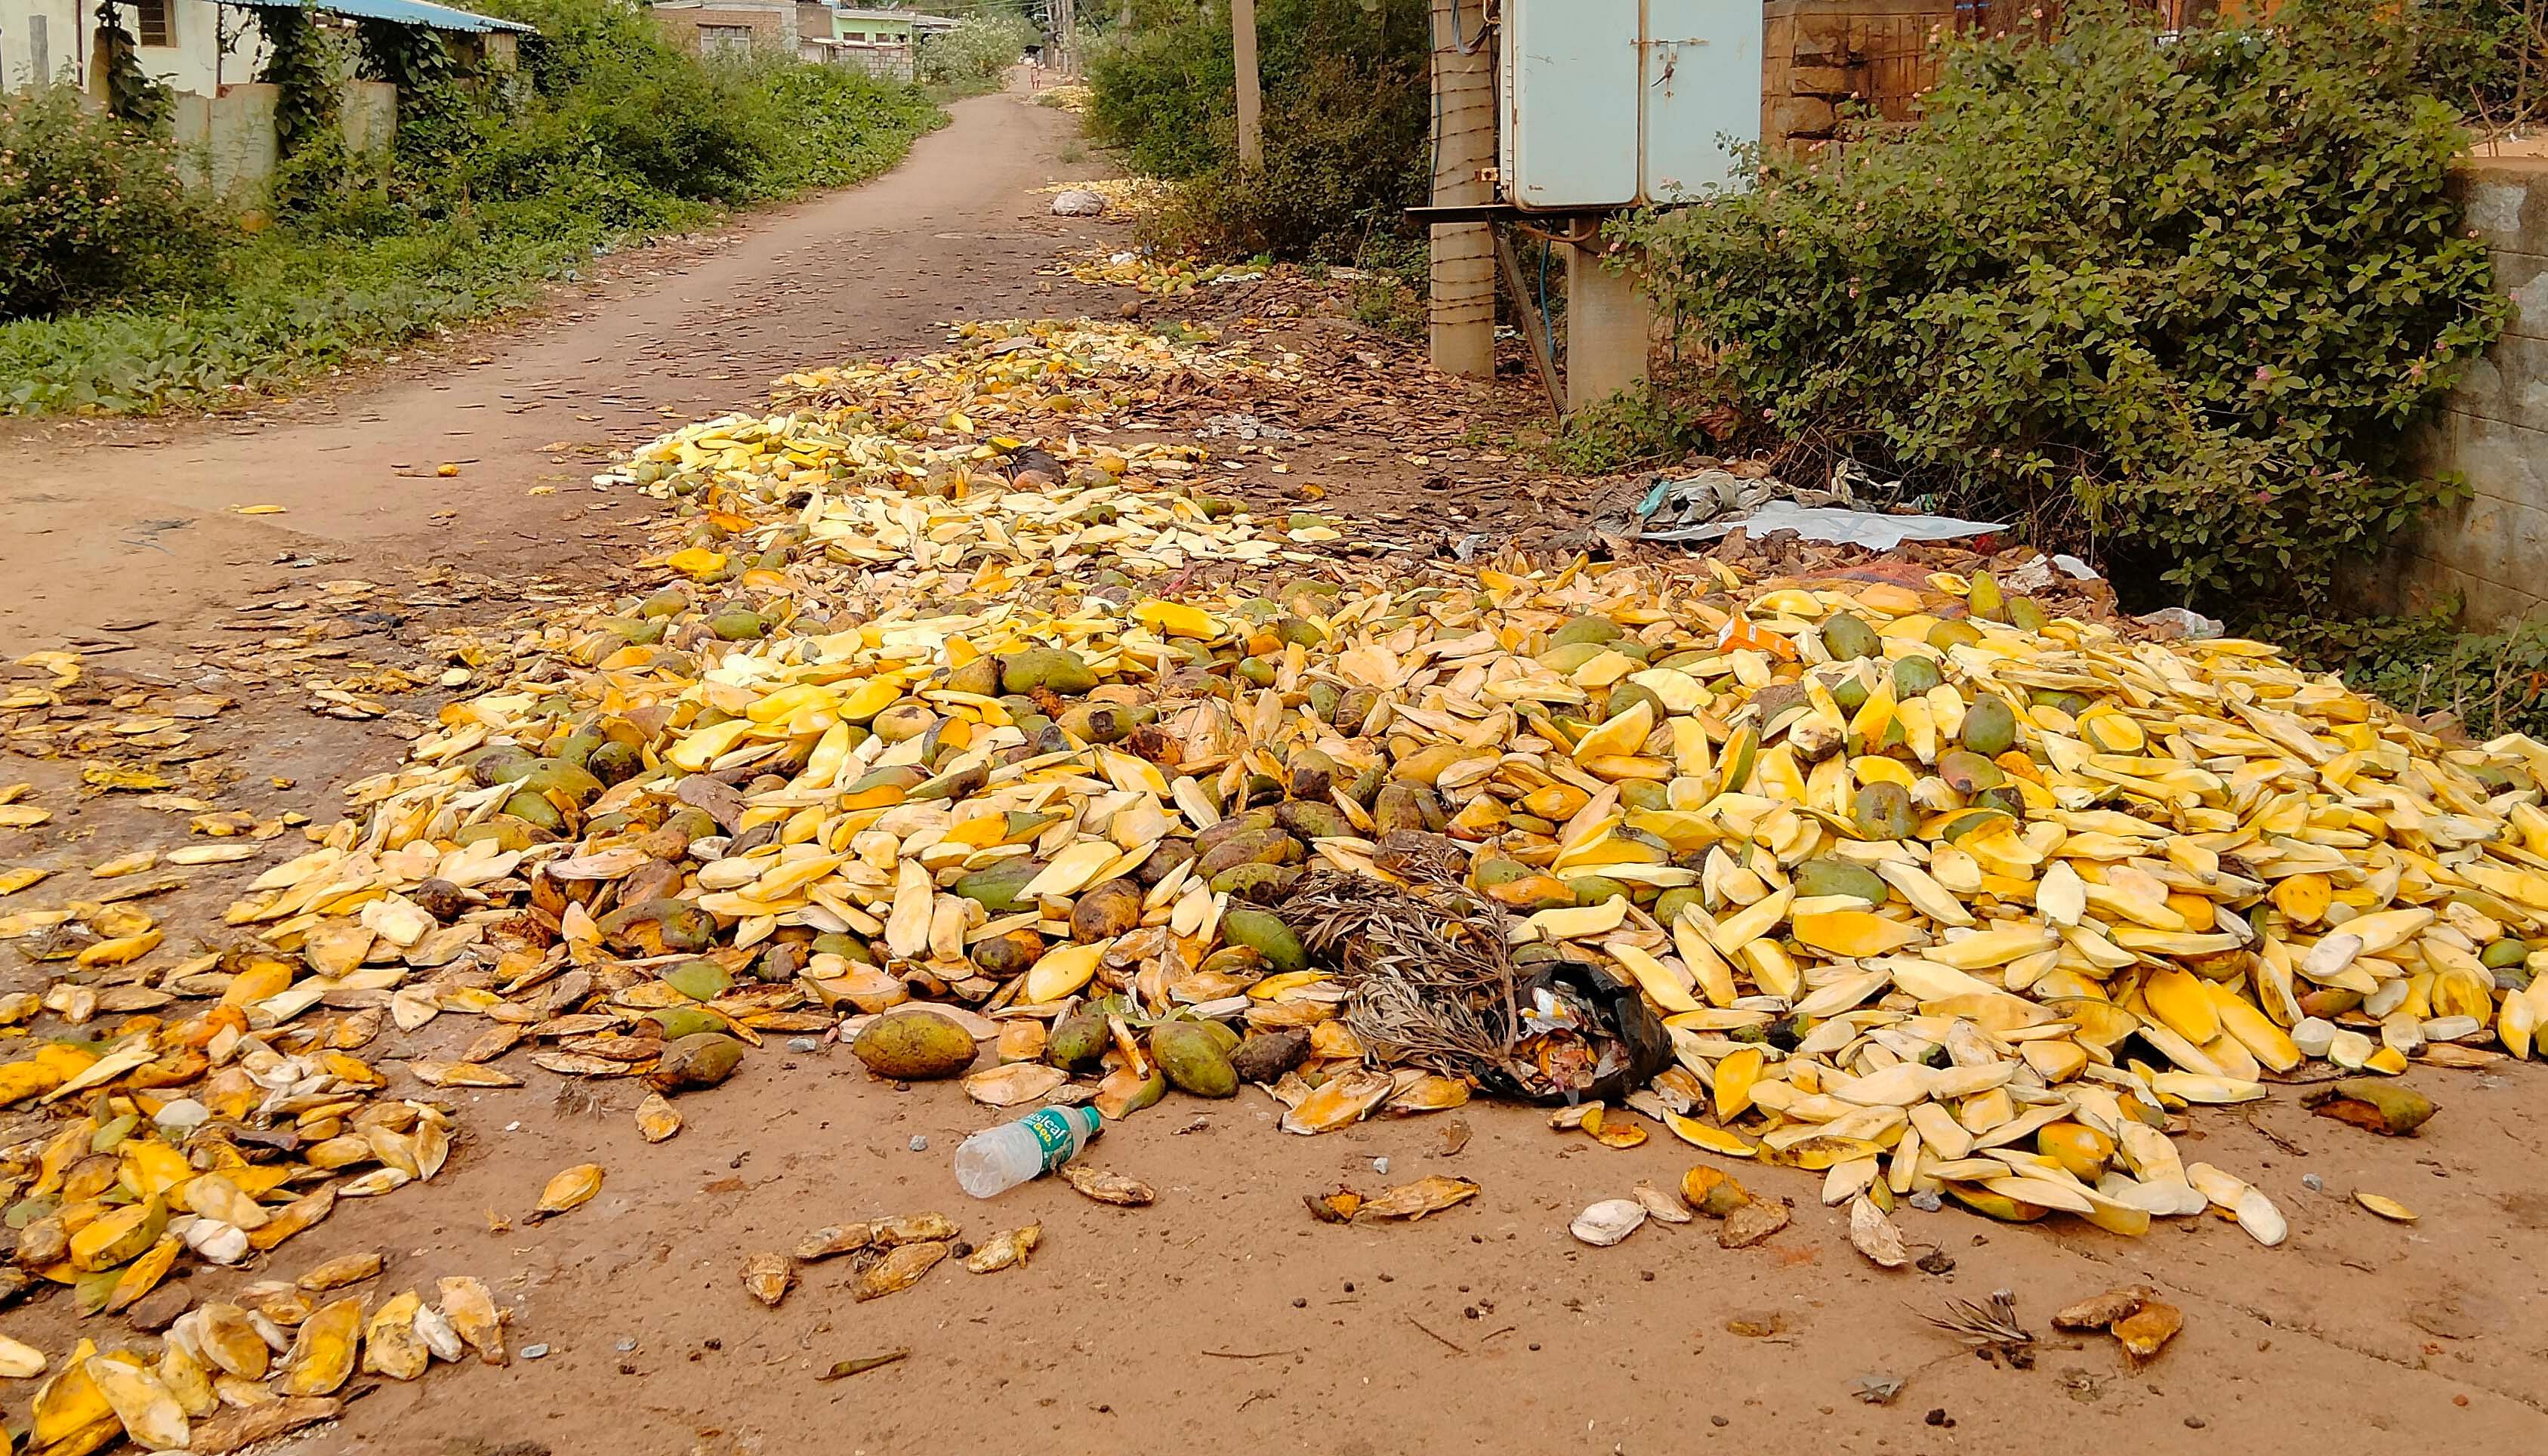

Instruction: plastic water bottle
[953,1106,1103,1198]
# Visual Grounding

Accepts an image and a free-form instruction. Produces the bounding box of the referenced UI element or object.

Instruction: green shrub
[2380,0,2540,127]
[2267,609,2548,740]
[1086,21,1232,178]
[919,15,1037,92]
[0,88,223,322]
[745,61,945,193]
[0,223,576,413]
[1617,5,2507,610]
[1091,0,1428,262]
[1538,384,1710,476]
[0,0,942,413]
[1344,230,1426,341]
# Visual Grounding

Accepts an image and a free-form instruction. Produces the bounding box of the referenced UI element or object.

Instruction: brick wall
[2374,159,2548,628]
[650,2,792,56]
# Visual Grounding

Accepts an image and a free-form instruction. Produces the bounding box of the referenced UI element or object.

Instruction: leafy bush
[1090,0,1429,262]
[460,0,941,209]
[0,224,578,413]
[1344,230,1426,341]
[919,15,1036,92]
[752,62,944,191]
[2379,0,2541,128]
[2266,609,2548,739]
[1539,384,1710,476]
[0,0,943,413]
[0,88,222,322]
[1086,20,1232,178]
[1617,5,2507,610]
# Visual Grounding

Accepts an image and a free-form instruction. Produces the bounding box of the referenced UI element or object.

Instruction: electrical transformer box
[1498,0,1763,209]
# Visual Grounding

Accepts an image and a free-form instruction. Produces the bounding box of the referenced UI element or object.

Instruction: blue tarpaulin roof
[224,0,535,34]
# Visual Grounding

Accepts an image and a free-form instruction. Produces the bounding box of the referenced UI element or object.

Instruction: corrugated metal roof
[224,0,535,35]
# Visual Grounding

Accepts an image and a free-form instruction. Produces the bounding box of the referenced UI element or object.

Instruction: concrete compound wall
[2377,159,2548,628]
[171,78,396,200]
[341,78,395,156]
[171,82,277,198]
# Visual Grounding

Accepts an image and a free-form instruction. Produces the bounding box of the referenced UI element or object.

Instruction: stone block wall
[1761,0,1949,154]
[2376,159,2548,628]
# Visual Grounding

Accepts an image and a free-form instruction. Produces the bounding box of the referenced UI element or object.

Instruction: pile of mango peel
[3,318,2548,1448]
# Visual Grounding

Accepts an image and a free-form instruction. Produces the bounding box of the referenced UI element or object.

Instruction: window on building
[699,23,753,55]
[133,0,172,48]
[841,29,865,40]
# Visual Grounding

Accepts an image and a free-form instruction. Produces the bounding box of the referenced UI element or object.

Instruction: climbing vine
[356,17,469,164]
[258,5,344,159]
[94,0,173,131]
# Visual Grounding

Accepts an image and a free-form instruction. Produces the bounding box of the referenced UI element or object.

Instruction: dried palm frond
[1282,861,1516,1081]
[1924,1290,2034,1361]
[551,1081,613,1120]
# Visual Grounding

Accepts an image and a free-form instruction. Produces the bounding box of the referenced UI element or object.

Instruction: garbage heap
[0,325,2538,1421]
[267,320,2548,1247]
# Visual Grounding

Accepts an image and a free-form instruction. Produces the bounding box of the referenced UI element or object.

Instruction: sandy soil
[2,81,2545,1456]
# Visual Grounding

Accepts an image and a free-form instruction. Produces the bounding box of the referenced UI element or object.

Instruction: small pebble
[1710,1415,1729,1428]
[615,1337,637,1353]
[1372,1157,1390,1175]
[1291,1297,1307,1308]
[909,1135,928,1152]
[522,1343,551,1360]
[2185,1417,2207,1430]
[788,1037,820,1053]
[2302,1173,2324,1192]
[1908,1190,1942,1213]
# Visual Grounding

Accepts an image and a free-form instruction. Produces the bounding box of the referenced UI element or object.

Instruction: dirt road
[3,82,2546,1456]
[0,82,1091,653]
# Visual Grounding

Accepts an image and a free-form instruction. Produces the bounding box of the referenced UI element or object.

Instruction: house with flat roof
[798,5,952,79]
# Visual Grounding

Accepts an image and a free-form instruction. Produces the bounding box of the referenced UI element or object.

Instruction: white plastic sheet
[1643,498,2008,550]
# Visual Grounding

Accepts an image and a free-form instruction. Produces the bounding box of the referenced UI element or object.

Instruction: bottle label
[1024,1108,1078,1174]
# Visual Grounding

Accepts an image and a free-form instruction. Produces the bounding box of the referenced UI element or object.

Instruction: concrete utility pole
[1566,245,1652,411]
[1231,0,1261,168]
[1427,0,1493,380]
